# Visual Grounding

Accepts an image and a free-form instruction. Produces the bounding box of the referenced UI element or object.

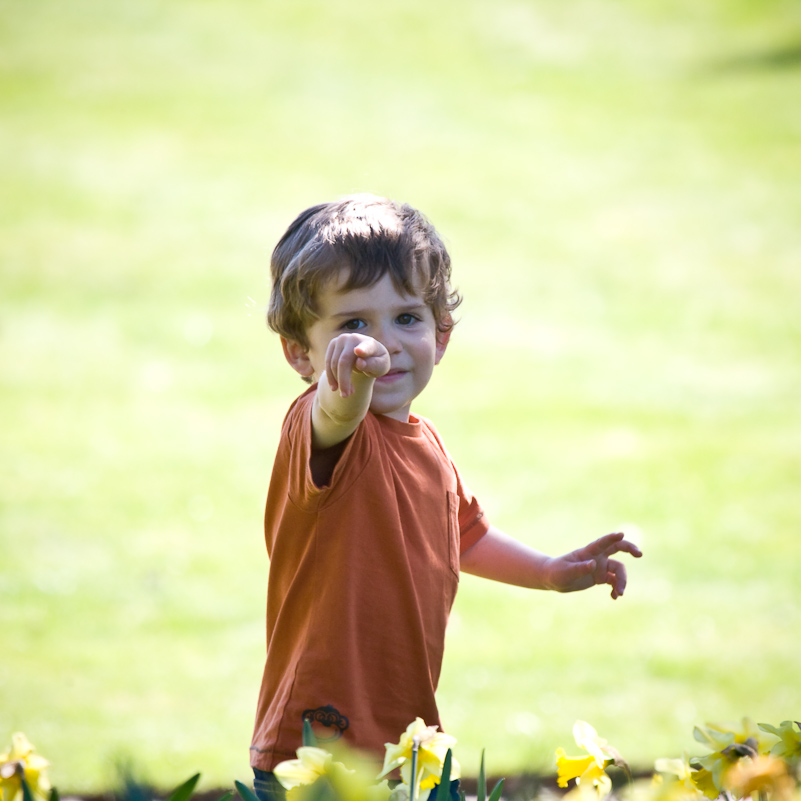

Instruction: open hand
[325,333,391,397]
[546,532,643,599]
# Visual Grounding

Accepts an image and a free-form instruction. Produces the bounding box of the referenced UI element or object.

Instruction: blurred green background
[2,0,800,792]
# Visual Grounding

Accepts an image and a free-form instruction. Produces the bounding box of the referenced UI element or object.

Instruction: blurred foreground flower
[690,719,765,797]
[654,754,714,800]
[273,746,386,801]
[759,721,801,762]
[273,746,349,791]
[655,755,697,794]
[379,718,460,801]
[556,721,627,799]
[724,754,795,801]
[0,734,50,801]
[273,719,465,801]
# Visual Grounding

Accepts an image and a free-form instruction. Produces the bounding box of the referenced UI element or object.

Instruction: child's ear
[434,322,452,365]
[281,337,315,379]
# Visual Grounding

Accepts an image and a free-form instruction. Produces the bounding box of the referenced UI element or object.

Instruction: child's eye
[342,319,365,331]
[396,313,418,326]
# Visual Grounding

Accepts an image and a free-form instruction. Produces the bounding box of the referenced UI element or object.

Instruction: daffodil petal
[580,762,606,785]
[9,736,34,761]
[273,758,316,790]
[573,721,608,768]
[556,749,596,788]
[274,747,331,789]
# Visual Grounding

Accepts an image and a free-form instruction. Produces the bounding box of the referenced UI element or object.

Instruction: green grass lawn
[2,0,800,792]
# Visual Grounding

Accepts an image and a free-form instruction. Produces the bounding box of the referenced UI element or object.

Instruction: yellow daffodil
[693,719,766,756]
[0,734,50,801]
[687,767,717,800]
[366,779,393,801]
[556,749,607,788]
[654,754,706,801]
[554,722,617,799]
[379,719,460,801]
[691,719,763,794]
[759,721,801,760]
[562,776,612,801]
[655,756,695,789]
[274,746,355,801]
[724,754,795,801]
[573,721,612,769]
[642,774,705,801]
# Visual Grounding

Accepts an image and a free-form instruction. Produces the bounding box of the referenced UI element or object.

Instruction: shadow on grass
[710,39,801,72]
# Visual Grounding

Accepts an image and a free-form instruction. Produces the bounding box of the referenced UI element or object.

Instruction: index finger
[587,532,642,558]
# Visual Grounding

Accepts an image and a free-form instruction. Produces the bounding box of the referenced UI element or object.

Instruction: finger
[607,559,627,599]
[326,339,346,393]
[357,356,388,378]
[325,341,341,392]
[576,532,623,559]
[336,349,356,397]
[601,539,642,559]
[331,345,352,394]
[354,342,389,377]
[353,341,377,359]
[354,354,378,376]
[587,533,643,560]
[615,540,643,558]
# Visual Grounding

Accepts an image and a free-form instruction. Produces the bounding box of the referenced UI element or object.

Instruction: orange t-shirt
[250,386,490,770]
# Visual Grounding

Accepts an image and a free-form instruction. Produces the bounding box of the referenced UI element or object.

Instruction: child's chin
[370,398,412,421]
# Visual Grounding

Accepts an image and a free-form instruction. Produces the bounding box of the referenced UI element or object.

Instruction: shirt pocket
[446,490,460,579]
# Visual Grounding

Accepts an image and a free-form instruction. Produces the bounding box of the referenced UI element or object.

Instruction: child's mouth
[376,369,406,383]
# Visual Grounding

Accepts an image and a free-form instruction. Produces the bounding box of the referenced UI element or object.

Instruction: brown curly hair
[267,194,461,351]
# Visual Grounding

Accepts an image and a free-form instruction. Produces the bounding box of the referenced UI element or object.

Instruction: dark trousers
[252,769,460,801]
[253,769,287,801]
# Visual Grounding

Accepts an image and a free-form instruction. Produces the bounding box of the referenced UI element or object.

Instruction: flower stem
[410,736,421,801]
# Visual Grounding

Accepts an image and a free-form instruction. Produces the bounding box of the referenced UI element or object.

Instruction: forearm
[312,371,375,449]
[459,526,554,590]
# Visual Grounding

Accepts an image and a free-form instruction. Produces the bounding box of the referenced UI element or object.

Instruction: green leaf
[165,774,200,801]
[21,778,36,801]
[476,749,487,801]
[214,792,234,801]
[487,779,505,801]
[303,718,318,747]
[235,780,262,801]
[439,749,452,792]
[49,787,61,801]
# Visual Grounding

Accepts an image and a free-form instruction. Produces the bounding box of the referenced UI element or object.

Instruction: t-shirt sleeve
[280,385,374,510]
[456,479,490,553]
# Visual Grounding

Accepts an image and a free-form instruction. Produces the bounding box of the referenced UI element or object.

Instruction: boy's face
[283,270,449,422]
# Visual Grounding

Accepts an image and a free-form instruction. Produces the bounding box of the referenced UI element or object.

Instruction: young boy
[250,194,642,796]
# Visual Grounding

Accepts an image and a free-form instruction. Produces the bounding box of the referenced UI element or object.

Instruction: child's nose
[376,325,402,353]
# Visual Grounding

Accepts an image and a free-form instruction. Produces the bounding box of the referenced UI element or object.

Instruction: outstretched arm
[459,526,642,599]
